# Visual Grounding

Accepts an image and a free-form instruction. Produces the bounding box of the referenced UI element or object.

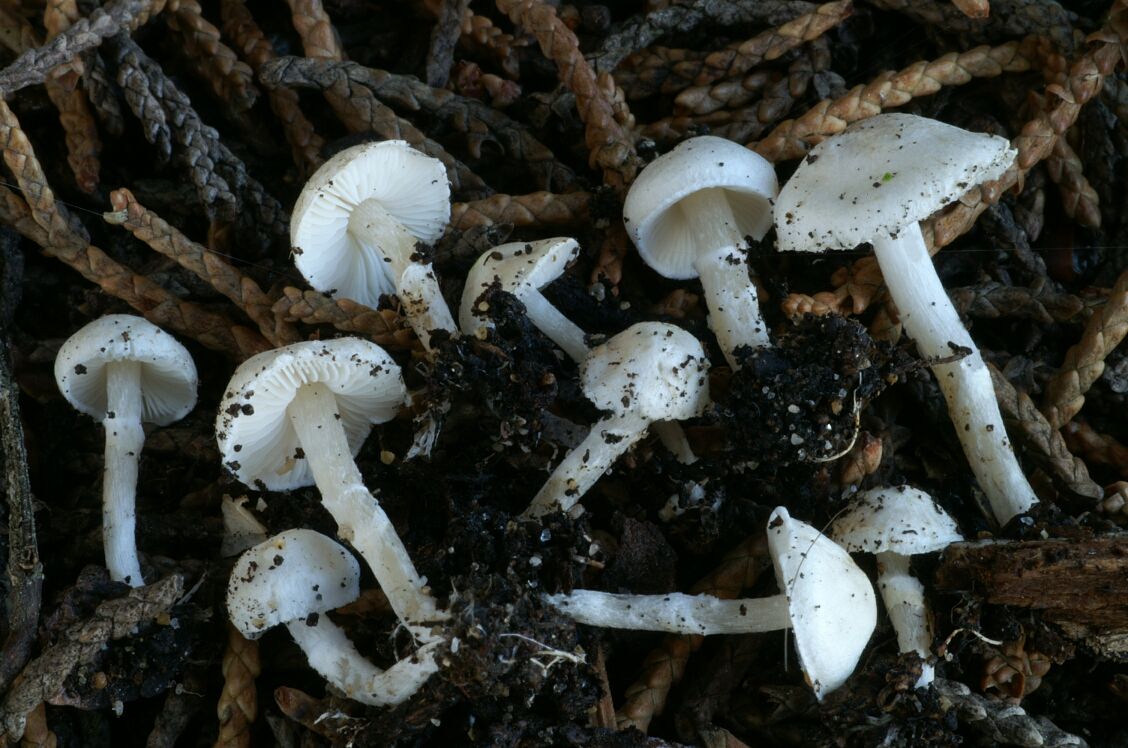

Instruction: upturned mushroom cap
[216,338,407,492]
[54,314,198,425]
[581,322,710,422]
[227,529,360,639]
[830,486,963,556]
[775,114,1016,252]
[459,237,580,334]
[290,140,451,303]
[623,135,778,279]
[767,506,877,699]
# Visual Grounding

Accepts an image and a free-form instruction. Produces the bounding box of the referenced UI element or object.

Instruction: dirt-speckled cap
[830,485,963,556]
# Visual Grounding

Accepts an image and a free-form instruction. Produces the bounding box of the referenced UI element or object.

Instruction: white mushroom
[623,135,778,369]
[55,315,197,586]
[228,529,439,706]
[545,507,877,700]
[522,322,710,518]
[830,485,963,688]
[216,338,443,627]
[774,114,1037,525]
[460,238,697,464]
[291,140,456,352]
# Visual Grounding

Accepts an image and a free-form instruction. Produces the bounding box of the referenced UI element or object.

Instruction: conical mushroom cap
[831,486,963,556]
[227,529,360,638]
[291,140,450,305]
[775,114,1016,253]
[767,507,877,700]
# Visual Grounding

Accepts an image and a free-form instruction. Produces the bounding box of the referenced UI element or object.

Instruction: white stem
[872,227,1037,525]
[287,383,444,625]
[524,410,651,518]
[286,616,440,706]
[103,360,145,586]
[876,552,935,688]
[545,590,790,635]
[351,199,457,353]
[521,290,590,364]
[652,421,698,464]
[681,189,771,368]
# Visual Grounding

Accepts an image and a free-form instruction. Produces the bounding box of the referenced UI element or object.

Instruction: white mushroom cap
[227,528,360,639]
[775,114,1016,252]
[216,338,407,492]
[767,506,877,700]
[459,237,580,335]
[623,135,777,279]
[54,314,198,426]
[581,322,710,422]
[830,486,963,556]
[290,140,451,304]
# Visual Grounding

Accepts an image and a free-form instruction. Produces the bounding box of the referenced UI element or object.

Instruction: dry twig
[272,288,413,349]
[214,624,260,748]
[449,190,591,230]
[286,0,344,60]
[43,0,102,193]
[165,0,259,113]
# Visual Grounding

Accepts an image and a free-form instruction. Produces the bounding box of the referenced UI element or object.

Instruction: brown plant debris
[271,287,414,349]
[165,0,259,113]
[1045,117,1102,228]
[285,0,344,60]
[449,190,591,230]
[18,703,55,748]
[214,624,260,748]
[982,633,1053,704]
[1061,421,1128,481]
[951,0,990,19]
[79,49,126,136]
[935,678,1089,748]
[0,575,184,741]
[1042,268,1128,430]
[426,0,470,87]
[949,279,1093,324]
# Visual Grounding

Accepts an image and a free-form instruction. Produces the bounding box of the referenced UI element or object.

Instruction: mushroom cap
[290,140,451,305]
[830,485,964,556]
[216,338,407,492]
[623,135,777,280]
[775,113,1017,253]
[54,314,198,426]
[767,506,877,700]
[227,529,360,639]
[459,237,580,334]
[581,322,710,422]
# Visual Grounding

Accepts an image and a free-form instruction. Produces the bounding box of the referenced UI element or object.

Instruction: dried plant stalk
[495,0,640,190]
[43,0,102,193]
[165,0,259,113]
[1062,421,1128,480]
[449,191,591,230]
[616,535,770,732]
[949,279,1092,324]
[1048,133,1100,228]
[214,624,260,748]
[285,0,343,60]
[1042,269,1128,429]
[272,288,414,349]
[106,188,300,346]
[989,365,1102,503]
[79,49,126,136]
[219,0,324,174]
[421,0,522,76]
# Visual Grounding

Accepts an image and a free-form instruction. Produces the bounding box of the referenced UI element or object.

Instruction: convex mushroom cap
[774,114,1036,526]
[55,314,198,586]
[623,135,778,367]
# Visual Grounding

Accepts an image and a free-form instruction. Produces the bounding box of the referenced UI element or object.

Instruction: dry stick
[259,57,576,191]
[1062,421,1128,480]
[449,190,591,230]
[285,0,344,60]
[1042,268,1128,429]
[165,0,259,113]
[219,0,324,175]
[496,0,640,192]
[0,100,268,358]
[616,535,771,732]
[43,0,102,194]
[988,365,1102,503]
[105,188,301,347]
[0,0,175,96]
[0,576,184,741]
[214,624,260,748]
[271,288,414,349]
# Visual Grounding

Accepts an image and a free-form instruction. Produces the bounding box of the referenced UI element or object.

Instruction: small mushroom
[216,338,442,626]
[522,322,710,518]
[55,315,197,586]
[830,485,963,688]
[775,114,1037,525]
[291,140,456,352]
[461,238,697,463]
[623,135,778,369]
[228,529,439,705]
[545,507,877,700]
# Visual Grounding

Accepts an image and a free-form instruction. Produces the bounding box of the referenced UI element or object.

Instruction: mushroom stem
[103,360,145,586]
[350,198,457,351]
[286,617,440,706]
[871,226,1037,524]
[524,410,652,518]
[682,188,770,368]
[875,551,935,687]
[286,382,444,625]
[544,590,790,635]
[521,290,590,364]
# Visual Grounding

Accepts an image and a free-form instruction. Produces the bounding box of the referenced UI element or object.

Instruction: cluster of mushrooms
[53,113,1041,707]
